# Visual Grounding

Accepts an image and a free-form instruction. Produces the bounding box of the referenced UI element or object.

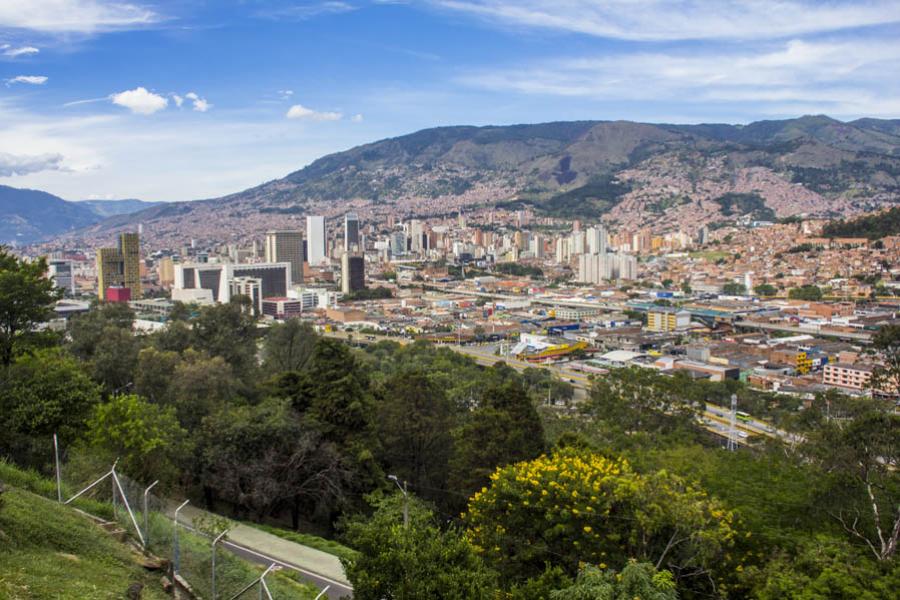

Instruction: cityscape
[1,2,899,600]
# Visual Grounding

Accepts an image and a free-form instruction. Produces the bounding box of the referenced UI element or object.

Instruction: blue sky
[1,0,899,202]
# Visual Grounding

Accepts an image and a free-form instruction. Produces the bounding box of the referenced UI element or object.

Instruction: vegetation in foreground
[0,247,898,599]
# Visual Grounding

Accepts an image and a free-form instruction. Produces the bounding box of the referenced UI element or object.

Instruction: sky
[1,0,899,202]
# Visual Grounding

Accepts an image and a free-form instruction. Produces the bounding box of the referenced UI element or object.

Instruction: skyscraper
[96,231,142,301]
[344,213,360,252]
[306,215,326,265]
[341,252,365,294]
[265,230,303,285]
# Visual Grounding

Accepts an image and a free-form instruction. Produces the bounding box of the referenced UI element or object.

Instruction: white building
[306,215,327,266]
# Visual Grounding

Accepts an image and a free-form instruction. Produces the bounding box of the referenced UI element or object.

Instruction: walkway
[169,502,352,599]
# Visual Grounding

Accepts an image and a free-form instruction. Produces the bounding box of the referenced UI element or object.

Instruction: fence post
[173,500,190,576]
[211,528,230,600]
[53,433,62,503]
[142,480,159,549]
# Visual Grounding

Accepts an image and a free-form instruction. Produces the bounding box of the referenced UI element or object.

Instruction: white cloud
[286,104,343,121]
[256,1,357,20]
[460,37,900,116]
[185,91,211,112]
[110,87,168,114]
[172,94,184,107]
[0,151,66,176]
[351,113,364,122]
[7,75,48,85]
[0,0,158,34]
[2,45,40,57]
[433,0,900,41]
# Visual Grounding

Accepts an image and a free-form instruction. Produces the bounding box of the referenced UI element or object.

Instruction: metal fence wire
[55,444,320,599]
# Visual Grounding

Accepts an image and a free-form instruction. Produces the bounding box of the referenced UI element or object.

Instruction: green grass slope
[0,486,169,600]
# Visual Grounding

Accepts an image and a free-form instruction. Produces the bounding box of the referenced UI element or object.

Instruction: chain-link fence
[54,443,327,599]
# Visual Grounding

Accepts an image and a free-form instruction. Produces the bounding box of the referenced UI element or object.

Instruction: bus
[736,411,752,423]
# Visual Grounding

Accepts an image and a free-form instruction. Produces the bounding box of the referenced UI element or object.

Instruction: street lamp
[387,475,408,529]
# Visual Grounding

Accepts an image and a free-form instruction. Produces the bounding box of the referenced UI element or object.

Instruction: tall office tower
[408,220,424,252]
[265,230,303,285]
[530,234,544,258]
[306,216,326,266]
[555,238,569,263]
[617,253,638,280]
[96,231,142,301]
[390,231,407,257]
[157,257,175,287]
[344,213,360,252]
[570,231,586,255]
[697,225,709,246]
[341,252,366,294]
[48,259,75,295]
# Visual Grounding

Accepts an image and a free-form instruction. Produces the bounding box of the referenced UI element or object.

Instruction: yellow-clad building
[96,232,142,300]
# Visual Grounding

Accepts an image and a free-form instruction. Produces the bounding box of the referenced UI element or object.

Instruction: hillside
[64,115,900,247]
[0,185,159,244]
[0,484,169,599]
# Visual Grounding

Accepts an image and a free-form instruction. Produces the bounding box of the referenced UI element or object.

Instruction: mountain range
[28,115,900,247]
[0,185,159,244]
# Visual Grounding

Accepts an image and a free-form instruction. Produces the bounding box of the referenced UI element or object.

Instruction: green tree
[134,347,181,404]
[0,348,101,467]
[551,561,678,600]
[169,350,239,431]
[375,371,454,501]
[753,283,777,297]
[464,450,734,590]
[788,285,823,301]
[199,398,352,525]
[191,297,258,378]
[261,318,317,374]
[68,302,135,361]
[90,325,142,394]
[0,248,62,366]
[449,379,545,499]
[805,410,900,561]
[341,493,497,600]
[82,393,189,487]
[722,282,746,295]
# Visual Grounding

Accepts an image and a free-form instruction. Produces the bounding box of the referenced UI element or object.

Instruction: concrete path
[170,502,352,599]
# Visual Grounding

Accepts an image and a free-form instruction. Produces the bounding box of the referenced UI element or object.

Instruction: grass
[0,486,169,600]
[689,250,730,261]
[249,522,359,562]
[0,460,321,599]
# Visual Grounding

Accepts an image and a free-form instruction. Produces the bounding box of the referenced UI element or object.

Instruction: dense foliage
[822,206,900,240]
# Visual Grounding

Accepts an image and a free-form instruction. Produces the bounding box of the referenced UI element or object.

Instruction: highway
[321,331,793,444]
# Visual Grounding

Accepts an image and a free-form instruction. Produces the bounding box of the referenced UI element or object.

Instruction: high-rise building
[96,232,142,301]
[265,230,303,285]
[344,213,360,252]
[390,231,407,257]
[157,257,175,287]
[306,216,326,266]
[174,262,290,303]
[341,252,365,294]
[48,259,75,295]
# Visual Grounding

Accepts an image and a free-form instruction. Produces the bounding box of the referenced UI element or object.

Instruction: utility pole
[727,394,738,452]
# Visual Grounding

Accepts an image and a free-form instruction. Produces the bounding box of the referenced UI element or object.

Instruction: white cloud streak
[433,0,900,41]
[2,45,40,57]
[185,91,211,112]
[460,37,900,116]
[7,75,48,85]
[110,86,168,114]
[286,104,343,121]
[0,0,158,34]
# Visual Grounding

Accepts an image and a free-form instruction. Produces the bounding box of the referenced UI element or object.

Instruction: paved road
[169,502,352,599]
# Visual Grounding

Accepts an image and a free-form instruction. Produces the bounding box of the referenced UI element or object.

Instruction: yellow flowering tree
[463,450,735,588]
